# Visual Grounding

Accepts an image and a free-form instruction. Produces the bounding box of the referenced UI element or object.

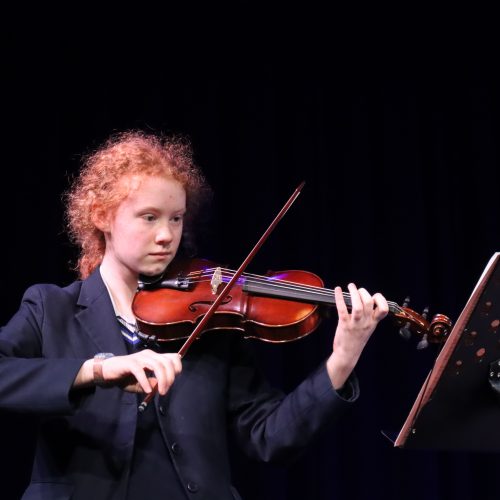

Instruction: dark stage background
[1,10,499,500]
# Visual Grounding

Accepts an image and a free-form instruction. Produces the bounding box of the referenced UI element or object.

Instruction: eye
[171,214,184,224]
[142,214,157,222]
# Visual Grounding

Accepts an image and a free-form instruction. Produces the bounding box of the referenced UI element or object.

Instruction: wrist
[93,353,115,386]
[326,352,356,390]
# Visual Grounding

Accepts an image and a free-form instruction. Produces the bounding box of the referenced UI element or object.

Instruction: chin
[140,264,169,277]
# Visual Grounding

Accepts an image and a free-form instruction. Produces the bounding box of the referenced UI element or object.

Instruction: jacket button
[187,481,198,493]
[159,406,166,416]
[171,442,181,454]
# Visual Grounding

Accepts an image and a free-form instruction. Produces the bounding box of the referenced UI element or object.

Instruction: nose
[155,222,174,245]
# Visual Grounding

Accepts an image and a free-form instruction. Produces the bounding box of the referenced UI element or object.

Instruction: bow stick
[138,181,305,412]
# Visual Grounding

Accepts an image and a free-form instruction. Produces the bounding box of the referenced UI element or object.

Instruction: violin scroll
[429,313,453,340]
[391,298,452,348]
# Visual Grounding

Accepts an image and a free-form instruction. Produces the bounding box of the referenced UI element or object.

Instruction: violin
[132,257,452,347]
[135,183,452,412]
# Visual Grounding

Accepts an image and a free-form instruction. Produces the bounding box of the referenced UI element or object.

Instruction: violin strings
[187,267,402,310]
[181,268,404,313]
[187,266,382,304]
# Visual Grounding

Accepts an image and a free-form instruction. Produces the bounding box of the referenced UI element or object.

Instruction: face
[101,175,186,280]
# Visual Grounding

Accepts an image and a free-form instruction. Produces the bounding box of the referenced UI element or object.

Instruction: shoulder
[21,268,105,307]
[22,280,83,304]
[0,279,87,338]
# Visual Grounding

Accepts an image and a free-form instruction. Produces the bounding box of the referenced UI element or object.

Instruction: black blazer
[0,268,357,500]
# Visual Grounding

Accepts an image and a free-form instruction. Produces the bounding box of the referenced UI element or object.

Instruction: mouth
[149,252,170,259]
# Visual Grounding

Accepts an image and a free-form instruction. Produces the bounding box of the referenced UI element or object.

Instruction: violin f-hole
[189,295,233,312]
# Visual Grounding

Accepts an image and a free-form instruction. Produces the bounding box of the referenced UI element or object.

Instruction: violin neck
[243,279,400,314]
[244,280,335,306]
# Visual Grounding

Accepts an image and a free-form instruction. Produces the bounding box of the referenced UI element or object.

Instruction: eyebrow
[137,206,186,213]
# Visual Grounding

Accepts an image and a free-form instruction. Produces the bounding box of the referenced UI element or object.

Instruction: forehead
[120,174,186,206]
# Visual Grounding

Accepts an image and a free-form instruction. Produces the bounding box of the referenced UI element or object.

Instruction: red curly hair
[65,130,210,279]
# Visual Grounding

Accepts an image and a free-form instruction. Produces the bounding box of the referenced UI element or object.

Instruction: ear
[91,206,111,232]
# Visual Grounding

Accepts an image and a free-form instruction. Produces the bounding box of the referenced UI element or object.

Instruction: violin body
[133,258,453,346]
[132,258,325,343]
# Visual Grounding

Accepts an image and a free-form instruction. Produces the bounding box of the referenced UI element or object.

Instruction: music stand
[394,252,500,451]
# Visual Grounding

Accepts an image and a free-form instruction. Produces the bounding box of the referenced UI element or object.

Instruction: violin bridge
[210,267,223,295]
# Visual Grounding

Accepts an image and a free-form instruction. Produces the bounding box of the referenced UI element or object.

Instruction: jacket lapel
[75,268,128,356]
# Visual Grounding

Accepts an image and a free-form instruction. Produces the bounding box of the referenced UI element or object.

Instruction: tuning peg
[416,307,430,349]
[417,334,429,350]
[399,324,412,341]
[422,306,429,320]
[399,296,412,340]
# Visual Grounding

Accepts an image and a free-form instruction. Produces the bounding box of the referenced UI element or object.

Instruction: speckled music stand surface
[394,252,500,451]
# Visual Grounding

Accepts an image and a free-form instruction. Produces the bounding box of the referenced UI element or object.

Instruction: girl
[0,131,388,499]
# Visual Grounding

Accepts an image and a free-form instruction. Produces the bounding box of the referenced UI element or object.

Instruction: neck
[100,257,138,321]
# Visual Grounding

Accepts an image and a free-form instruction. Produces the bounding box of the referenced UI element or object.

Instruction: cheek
[118,226,149,251]
[174,227,184,247]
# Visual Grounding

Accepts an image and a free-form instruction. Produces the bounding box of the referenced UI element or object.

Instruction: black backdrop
[1,9,499,500]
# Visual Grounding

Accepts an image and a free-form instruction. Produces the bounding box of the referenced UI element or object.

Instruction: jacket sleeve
[0,285,87,414]
[226,338,359,463]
